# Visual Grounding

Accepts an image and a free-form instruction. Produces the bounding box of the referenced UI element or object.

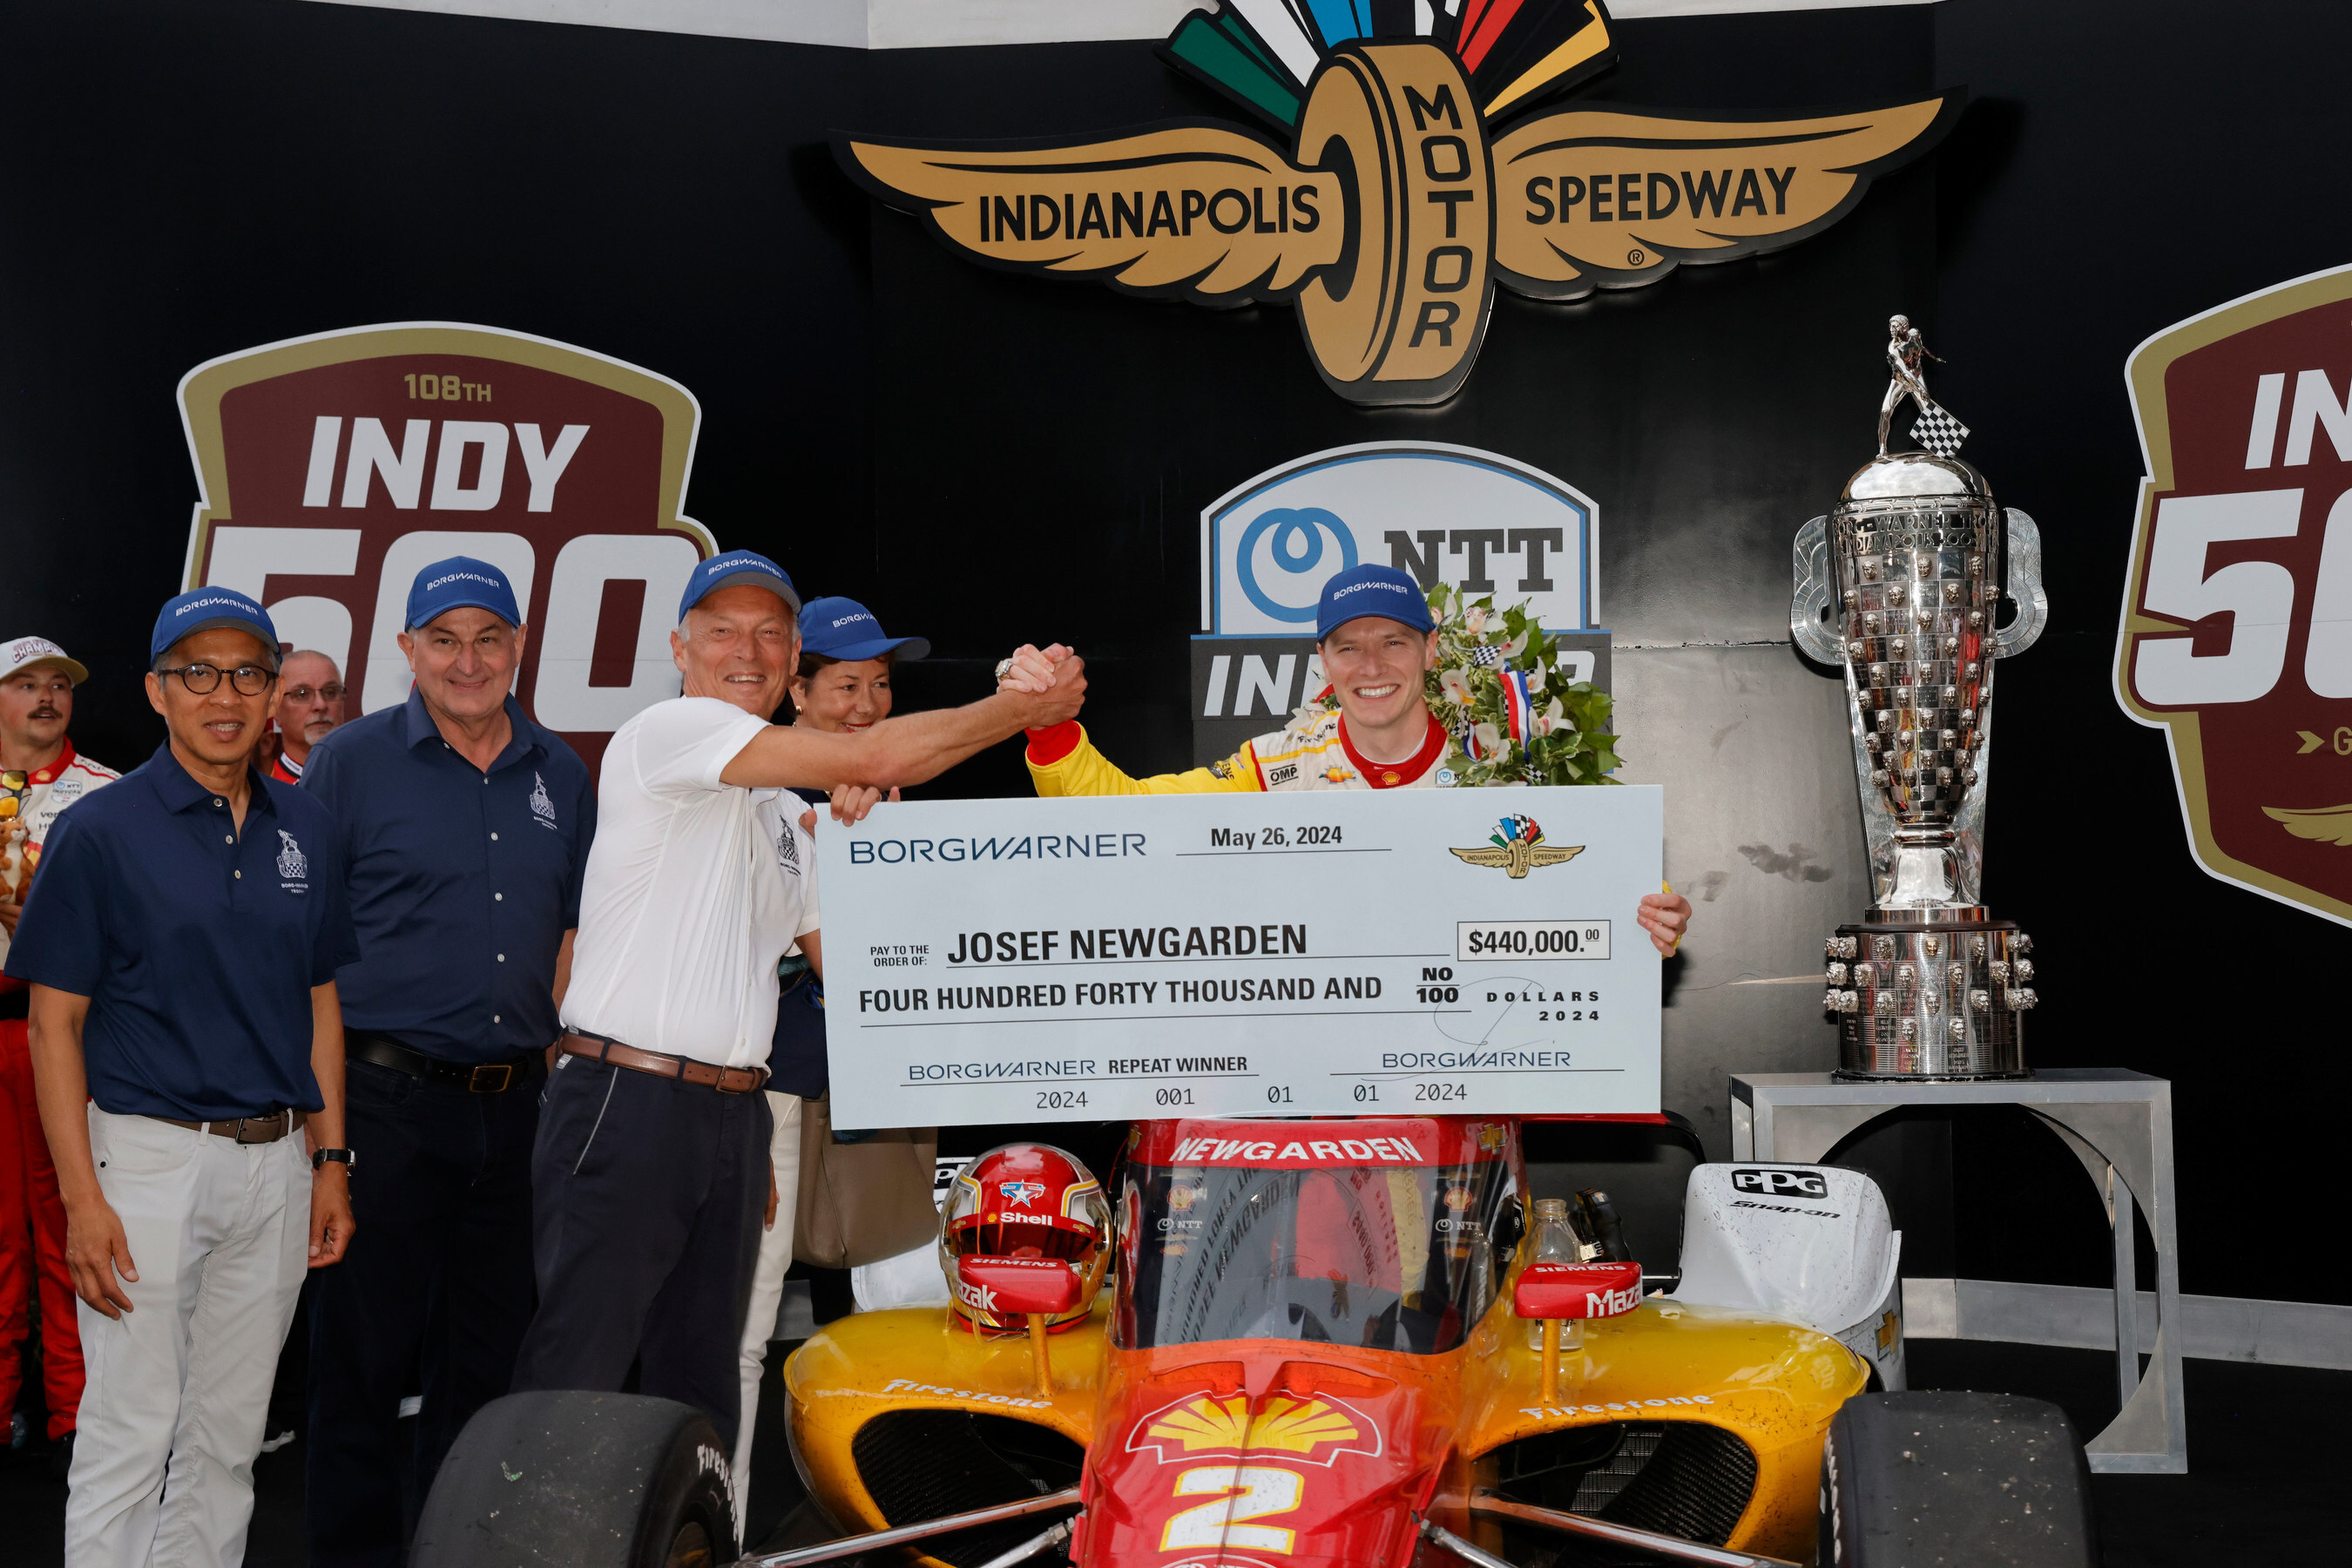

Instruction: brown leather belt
[558,1033,766,1095]
[149,1109,307,1144]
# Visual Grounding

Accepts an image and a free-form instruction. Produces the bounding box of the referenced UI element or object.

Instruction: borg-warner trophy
[1791,317,2049,1079]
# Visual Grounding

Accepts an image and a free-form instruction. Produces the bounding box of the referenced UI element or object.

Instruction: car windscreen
[1116,1158,1517,1355]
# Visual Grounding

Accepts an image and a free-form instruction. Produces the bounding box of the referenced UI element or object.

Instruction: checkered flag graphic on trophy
[1909,404,1970,459]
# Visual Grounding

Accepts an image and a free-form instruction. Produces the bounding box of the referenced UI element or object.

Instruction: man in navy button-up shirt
[6,588,359,1568]
[296,558,594,1567]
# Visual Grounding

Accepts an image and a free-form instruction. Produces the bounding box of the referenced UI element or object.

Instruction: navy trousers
[306,1055,542,1568]
[510,1053,772,1438]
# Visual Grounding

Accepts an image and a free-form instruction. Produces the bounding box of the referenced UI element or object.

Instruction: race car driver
[1000,564,1692,956]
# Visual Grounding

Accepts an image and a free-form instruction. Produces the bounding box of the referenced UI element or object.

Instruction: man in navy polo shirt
[5,587,358,1568]
[299,558,593,1568]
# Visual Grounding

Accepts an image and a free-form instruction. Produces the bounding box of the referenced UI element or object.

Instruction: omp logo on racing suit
[1265,763,1300,786]
[1732,1168,1828,1199]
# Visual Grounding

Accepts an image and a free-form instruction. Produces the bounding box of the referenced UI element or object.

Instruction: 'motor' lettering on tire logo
[1294,48,1492,403]
[835,10,1957,406]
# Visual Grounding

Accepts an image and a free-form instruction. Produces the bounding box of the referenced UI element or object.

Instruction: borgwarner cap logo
[835,3,1959,406]
[2116,262,2352,927]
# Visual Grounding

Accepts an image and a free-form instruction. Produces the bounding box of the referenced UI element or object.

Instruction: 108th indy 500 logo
[835,2,1958,405]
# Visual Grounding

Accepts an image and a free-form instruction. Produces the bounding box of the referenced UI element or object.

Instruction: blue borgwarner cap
[800,597,930,663]
[151,586,279,662]
[406,556,523,632]
[679,549,802,620]
[1315,564,1436,641]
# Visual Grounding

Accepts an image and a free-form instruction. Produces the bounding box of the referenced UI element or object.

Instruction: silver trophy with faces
[1791,318,2049,1078]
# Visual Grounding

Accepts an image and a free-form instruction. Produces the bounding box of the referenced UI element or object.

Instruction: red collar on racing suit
[24,737,78,786]
[1339,713,1448,787]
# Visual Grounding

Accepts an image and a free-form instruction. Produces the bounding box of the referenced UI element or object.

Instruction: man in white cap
[0,635,118,1475]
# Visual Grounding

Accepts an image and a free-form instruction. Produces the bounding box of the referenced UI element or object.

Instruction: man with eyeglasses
[0,635,119,1477]
[265,651,346,784]
[4,587,358,1568]
[295,558,593,1568]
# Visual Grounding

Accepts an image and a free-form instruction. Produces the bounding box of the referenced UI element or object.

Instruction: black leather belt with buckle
[347,1031,537,1093]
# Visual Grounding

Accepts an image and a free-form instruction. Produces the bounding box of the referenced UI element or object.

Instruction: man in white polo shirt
[512,550,1084,1477]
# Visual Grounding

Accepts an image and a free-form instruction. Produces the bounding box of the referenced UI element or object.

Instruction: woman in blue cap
[736,596,935,1502]
[788,597,933,736]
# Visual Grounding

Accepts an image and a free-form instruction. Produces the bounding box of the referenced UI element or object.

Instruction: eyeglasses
[158,663,275,696]
[285,684,346,704]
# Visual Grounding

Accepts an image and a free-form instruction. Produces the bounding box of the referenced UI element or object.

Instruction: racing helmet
[941,1143,1112,1334]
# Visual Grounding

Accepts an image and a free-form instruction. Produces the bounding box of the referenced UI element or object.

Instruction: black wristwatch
[313,1148,355,1173]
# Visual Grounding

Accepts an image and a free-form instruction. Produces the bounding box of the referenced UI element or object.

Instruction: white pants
[69,1106,310,1568]
[732,1091,803,1507]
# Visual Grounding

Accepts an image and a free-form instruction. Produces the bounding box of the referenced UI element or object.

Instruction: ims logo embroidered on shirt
[275,830,309,885]
[530,772,558,828]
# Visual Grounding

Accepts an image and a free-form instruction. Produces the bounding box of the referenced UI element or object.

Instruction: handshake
[996,643,1088,726]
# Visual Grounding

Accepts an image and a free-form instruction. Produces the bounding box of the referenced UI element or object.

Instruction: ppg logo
[1235,507,1358,623]
[1731,1168,1829,1199]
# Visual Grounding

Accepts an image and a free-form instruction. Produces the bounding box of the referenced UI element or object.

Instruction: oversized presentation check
[818,785,1663,1125]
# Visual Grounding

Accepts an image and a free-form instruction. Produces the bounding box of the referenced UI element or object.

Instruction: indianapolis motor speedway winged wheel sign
[836,1,1960,405]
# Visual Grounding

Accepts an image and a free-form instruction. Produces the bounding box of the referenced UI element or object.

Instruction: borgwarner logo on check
[835,2,1959,405]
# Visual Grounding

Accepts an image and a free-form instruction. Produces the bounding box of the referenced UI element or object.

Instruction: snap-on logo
[1732,1168,1828,1199]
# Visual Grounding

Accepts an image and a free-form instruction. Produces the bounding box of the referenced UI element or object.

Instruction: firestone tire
[412,1390,740,1568]
[1819,1390,2097,1567]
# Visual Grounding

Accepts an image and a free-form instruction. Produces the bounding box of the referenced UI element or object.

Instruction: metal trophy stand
[1729,1070,2185,1473]
[1762,325,2185,1472]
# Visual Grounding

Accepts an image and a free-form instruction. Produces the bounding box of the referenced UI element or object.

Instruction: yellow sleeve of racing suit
[1024,722,1262,796]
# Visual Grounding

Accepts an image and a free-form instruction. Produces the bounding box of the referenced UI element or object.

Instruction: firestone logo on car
[2116,262,2352,927]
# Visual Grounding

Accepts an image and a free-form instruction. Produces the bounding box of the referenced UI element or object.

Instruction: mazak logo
[1449,814,1583,878]
[836,4,1956,406]
[176,322,716,779]
[2117,262,2352,927]
[1732,1168,1829,1199]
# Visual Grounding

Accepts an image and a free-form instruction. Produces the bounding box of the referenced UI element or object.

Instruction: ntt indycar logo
[848,832,1146,865]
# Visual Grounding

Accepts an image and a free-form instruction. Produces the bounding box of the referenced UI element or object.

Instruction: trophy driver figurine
[1878,314,1970,460]
[1793,319,2048,1078]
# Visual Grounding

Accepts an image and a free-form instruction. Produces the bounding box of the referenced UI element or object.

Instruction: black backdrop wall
[4,0,2345,1303]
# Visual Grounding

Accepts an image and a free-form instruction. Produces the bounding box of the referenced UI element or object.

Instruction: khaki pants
[69,1106,310,1568]
[733,1091,804,1510]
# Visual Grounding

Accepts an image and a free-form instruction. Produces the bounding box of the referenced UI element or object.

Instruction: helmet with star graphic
[940,1142,1112,1334]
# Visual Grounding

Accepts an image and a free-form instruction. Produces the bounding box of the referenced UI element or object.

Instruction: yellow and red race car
[415,1115,2097,1568]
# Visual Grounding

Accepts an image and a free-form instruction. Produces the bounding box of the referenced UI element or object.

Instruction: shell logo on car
[1129,1392,1382,1467]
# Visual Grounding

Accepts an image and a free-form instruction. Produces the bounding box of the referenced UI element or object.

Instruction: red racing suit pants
[0,1015,84,1440]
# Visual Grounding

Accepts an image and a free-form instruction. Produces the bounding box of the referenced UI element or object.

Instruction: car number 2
[1160,1464,1302,1552]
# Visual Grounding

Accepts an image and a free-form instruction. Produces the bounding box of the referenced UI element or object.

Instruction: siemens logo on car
[848,832,1146,865]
